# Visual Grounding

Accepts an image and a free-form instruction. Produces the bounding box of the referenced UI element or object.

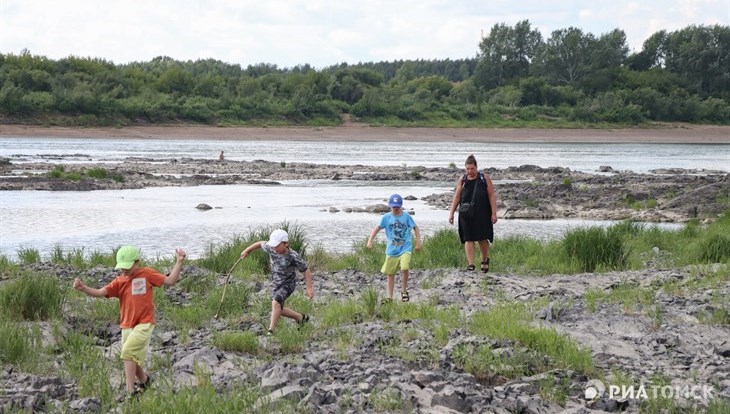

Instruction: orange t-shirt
[105,267,166,328]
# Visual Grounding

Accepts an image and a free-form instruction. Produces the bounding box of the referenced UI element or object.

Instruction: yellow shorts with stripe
[380,252,412,275]
[120,323,154,365]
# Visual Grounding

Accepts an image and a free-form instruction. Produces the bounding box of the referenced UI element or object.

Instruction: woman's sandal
[401,290,410,302]
[481,258,490,273]
[466,264,476,271]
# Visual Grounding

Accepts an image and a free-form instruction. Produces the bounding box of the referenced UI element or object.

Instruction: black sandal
[401,290,410,302]
[481,258,490,273]
[466,264,476,271]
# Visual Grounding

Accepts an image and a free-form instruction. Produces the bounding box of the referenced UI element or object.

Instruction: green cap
[115,246,140,270]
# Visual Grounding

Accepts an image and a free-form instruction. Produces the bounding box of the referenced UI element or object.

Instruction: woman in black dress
[448,154,497,272]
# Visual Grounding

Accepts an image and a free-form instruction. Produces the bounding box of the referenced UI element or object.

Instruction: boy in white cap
[367,194,421,302]
[73,246,187,399]
[240,229,314,335]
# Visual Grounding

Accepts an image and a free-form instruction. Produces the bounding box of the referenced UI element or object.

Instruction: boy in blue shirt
[367,194,421,302]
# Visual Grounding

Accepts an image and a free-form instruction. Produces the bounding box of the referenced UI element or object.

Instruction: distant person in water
[219,151,225,161]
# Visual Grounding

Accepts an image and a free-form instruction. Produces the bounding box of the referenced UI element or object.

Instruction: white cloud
[0,0,726,67]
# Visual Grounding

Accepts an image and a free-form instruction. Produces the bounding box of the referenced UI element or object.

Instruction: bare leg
[387,275,395,299]
[269,300,282,331]
[464,242,475,266]
[281,307,303,321]
[136,364,148,385]
[478,240,489,262]
[401,270,409,292]
[123,360,138,394]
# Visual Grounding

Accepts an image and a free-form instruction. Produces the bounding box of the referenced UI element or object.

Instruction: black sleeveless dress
[458,178,494,243]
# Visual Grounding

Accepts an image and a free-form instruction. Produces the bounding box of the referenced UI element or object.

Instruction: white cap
[266,229,289,247]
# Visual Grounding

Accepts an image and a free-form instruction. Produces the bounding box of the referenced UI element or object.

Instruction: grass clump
[129,382,268,413]
[319,298,363,328]
[0,320,43,368]
[198,222,308,275]
[213,331,259,354]
[368,387,409,412]
[60,331,115,404]
[698,234,730,264]
[16,246,41,264]
[468,302,594,375]
[584,284,655,314]
[202,283,252,320]
[47,166,122,182]
[0,271,66,320]
[273,323,312,354]
[453,342,548,380]
[562,225,628,272]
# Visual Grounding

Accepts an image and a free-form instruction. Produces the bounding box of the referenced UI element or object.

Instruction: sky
[1,0,728,69]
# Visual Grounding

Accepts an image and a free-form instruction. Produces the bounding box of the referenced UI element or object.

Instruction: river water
[1,137,728,260]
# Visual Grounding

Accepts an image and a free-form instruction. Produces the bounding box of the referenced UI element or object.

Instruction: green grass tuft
[0,272,66,320]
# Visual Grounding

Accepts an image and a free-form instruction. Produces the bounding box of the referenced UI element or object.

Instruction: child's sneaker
[135,374,152,393]
[123,390,140,403]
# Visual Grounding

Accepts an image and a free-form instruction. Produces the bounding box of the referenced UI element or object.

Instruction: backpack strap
[463,172,489,192]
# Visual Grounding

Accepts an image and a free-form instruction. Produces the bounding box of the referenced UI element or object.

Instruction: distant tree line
[1,21,728,126]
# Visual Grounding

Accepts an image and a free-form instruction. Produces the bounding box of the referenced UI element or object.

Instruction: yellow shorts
[120,323,154,365]
[381,252,412,275]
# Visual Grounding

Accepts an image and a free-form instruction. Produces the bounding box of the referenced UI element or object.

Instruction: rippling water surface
[2,137,729,172]
[2,137,723,259]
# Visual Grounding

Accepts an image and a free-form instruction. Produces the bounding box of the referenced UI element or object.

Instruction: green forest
[1,21,728,127]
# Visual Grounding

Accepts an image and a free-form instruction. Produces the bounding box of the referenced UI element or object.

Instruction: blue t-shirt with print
[378,212,417,257]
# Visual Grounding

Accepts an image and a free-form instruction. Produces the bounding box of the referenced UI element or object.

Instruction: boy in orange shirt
[73,245,186,399]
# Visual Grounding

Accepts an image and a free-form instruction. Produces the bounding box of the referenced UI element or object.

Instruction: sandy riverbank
[1,123,730,143]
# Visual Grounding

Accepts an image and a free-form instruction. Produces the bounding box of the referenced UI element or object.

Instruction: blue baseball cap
[388,194,403,208]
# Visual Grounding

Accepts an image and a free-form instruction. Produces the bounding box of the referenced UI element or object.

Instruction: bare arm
[413,225,422,251]
[366,226,381,248]
[240,241,265,259]
[73,278,107,298]
[485,174,498,224]
[164,248,187,287]
[303,268,314,299]
[448,176,463,224]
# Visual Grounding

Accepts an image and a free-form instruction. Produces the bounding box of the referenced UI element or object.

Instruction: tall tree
[475,20,542,90]
[536,27,593,85]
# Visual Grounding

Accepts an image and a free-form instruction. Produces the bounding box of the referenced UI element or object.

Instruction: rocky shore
[1,262,727,413]
[1,156,728,222]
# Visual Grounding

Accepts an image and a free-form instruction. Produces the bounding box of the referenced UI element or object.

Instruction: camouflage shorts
[271,282,296,306]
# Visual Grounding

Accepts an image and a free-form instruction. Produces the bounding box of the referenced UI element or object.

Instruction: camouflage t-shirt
[261,242,308,287]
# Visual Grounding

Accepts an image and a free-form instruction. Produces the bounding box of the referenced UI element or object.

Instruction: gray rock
[69,397,102,412]
[255,385,307,410]
[431,385,471,412]
[173,348,221,374]
[195,203,213,210]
